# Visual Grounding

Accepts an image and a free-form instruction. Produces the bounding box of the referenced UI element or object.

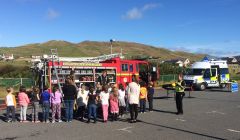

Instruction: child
[140,82,148,113]
[118,84,126,118]
[108,83,114,93]
[30,86,40,123]
[110,88,119,121]
[50,86,63,123]
[18,86,30,122]
[41,86,50,123]
[99,85,110,122]
[5,87,16,122]
[125,82,130,113]
[77,84,89,121]
[87,86,98,123]
[95,84,102,117]
[147,82,155,112]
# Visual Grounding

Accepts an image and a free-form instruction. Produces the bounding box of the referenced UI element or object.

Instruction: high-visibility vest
[175,81,185,92]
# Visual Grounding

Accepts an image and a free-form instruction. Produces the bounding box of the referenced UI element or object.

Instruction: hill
[0,40,205,61]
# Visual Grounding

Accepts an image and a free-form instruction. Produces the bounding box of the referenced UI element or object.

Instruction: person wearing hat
[175,74,186,115]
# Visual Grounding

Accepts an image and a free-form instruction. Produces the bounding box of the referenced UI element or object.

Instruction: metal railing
[0,78,33,88]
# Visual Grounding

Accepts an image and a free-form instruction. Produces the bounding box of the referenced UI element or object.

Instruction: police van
[183,60,230,90]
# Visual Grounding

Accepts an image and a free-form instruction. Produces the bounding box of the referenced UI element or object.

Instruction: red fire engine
[32,50,156,91]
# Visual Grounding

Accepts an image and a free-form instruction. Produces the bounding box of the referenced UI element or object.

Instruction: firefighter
[175,74,186,115]
[97,71,110,86]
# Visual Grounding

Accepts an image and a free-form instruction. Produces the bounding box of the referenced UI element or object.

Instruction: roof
[234,56,240,62]
[221,57,239,64]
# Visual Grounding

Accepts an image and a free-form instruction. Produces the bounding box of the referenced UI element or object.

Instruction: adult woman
[62,76,77,122]
[127,75,140,123]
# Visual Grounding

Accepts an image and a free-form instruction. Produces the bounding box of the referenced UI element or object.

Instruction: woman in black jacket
[62,76,77,122]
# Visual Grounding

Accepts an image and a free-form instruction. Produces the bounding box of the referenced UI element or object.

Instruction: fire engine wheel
[199,83,206,91]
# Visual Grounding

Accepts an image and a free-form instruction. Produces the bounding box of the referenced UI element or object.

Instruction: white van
[183,60,230,90]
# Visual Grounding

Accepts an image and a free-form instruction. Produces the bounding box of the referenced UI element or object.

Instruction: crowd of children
[4,80,155,124]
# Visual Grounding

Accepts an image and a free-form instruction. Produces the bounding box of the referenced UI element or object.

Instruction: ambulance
[183,60,230,90]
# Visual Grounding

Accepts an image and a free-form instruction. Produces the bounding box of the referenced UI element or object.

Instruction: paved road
[0,89,240,140]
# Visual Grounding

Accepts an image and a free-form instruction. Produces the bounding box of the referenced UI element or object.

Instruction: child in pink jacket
[50,86,63,123]
[110,88,119,121]
[18,86,30,122]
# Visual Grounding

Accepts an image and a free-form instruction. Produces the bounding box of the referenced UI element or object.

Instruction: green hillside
[0,40,204,61]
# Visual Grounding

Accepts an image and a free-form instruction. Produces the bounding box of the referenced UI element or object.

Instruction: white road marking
[176,118,186,122]
[117,127,133,133]
[206,110,225,115]
[227,129,240,133]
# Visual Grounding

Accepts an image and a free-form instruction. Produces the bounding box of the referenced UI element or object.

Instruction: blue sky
[0,0,239,56]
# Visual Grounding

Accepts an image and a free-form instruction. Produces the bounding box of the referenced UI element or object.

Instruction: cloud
[46,8,60,20]
[122,8,142,20]
[142,3,161,11]
[122,3,160,20]
[166,41,240,57]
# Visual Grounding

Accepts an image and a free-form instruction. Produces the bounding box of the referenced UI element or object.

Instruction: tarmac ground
[0,88,240,140]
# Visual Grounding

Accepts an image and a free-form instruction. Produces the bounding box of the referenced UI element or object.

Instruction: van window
[121,64,128,72]
[187,69,205,75]
[211,69,217,77]
[203,69,211,78]
[129,64,133,72]
[220,68,229,74]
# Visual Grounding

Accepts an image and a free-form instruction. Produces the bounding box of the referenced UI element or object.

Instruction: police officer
[175,74,186,115]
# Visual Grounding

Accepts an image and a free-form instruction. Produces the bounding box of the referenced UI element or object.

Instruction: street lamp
[110,39,115,54]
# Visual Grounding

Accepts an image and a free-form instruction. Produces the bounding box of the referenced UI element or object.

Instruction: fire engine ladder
[58,53,123,63]
[50,48,63,94]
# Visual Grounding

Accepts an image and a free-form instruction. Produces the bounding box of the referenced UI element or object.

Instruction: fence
[159,74,177,82]
[0,78,33,88]
[0,75,178,88]
[157,74,177,85]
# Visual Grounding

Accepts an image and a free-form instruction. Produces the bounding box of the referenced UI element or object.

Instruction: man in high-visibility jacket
[175,74,186,115]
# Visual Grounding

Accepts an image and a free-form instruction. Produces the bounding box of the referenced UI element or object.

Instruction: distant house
[31,55,41,59]
[221,57,240,74]
[0,54,14,61]
[164,58,190,67]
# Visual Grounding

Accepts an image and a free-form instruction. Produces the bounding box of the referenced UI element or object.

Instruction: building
[164,58,190,67]
[0,54,14,61]
[221,57,240,74]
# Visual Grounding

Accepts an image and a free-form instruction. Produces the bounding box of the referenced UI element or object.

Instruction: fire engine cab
[31,50,155,91]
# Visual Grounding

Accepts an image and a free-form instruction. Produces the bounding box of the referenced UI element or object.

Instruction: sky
[0,0,240,56]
